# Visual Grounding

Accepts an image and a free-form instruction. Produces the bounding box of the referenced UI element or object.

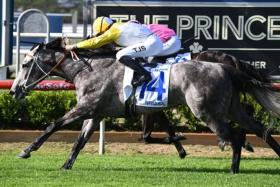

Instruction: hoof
[179,150,187,159]
[17,150,31,159]
[60,166,71,170]
[61,162,72,170]
[244,142,254,152]
[218,141,226,151]
[164,135,186,144]
[230,166,240,174]
[172,135,186,142]
[163,137,172,144]
[230,169,240,174]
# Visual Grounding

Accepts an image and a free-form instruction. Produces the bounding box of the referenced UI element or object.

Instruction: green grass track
[0,150,279,187]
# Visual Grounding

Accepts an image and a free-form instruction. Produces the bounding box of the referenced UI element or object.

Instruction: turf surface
[0,149,279,187]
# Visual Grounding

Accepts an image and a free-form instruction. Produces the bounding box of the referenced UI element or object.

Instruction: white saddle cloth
[122,53,191,107]
[123,63,171,107]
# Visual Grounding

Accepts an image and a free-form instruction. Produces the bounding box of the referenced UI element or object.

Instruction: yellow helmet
[93,16,113,36]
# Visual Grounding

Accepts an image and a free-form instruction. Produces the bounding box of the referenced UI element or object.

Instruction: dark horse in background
[141,50,265,152]
[10,38,280,173]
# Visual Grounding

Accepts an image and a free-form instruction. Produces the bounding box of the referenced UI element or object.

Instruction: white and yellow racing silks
[76,22,153,49]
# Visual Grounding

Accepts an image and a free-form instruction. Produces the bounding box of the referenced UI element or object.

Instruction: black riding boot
[119,56,152,86]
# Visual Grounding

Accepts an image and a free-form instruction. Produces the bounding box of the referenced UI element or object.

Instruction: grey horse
[10,39,280,173]
[141,50,262,151]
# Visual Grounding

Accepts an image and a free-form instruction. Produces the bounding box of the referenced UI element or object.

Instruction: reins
[70,50,80,61]
[21,35,96,91]
[23,52,68,90]
[23,49,93,91]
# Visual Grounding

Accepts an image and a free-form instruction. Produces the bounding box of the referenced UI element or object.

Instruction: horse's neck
[70,57,125,104]
[59,56,122,84]
[57,58,86,81]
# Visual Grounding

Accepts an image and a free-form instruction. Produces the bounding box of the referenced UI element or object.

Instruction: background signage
[95,1,280,75]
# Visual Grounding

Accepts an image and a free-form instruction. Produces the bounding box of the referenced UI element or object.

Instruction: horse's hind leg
[232,108,280,157]
[207,118,243,173]
[230,128,246,173]
[218,127,254,153]
[18,106,90,159]
[229,90,280,157]
[62,119,98,169]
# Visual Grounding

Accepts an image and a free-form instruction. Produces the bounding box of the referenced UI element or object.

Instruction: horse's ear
[30,43,44,51]
[39,43,45,49]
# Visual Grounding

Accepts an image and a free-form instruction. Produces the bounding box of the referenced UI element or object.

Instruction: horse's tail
[222,64,280,117]
[195,50,269,82]
[239,59,269,82]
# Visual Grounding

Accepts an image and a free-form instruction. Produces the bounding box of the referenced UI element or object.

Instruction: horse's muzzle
[10,85,26,100]
[9,90,15,96]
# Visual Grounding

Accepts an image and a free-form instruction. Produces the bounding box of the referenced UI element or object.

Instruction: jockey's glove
[65,44,77,51]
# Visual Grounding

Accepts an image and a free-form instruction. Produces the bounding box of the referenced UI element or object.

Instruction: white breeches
[116,34,163,60]
[157,36,181,56]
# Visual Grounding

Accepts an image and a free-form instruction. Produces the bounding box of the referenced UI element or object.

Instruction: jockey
[65,16,165,86]
[145,24,181,56]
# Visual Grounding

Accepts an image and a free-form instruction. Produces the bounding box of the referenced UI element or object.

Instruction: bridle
[22,47,68,91]
[21,37,93,93]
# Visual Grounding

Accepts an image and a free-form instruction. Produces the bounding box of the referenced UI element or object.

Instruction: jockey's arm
[76,26,120,49]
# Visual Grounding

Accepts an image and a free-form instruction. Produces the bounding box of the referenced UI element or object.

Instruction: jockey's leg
[116,34,163,86]
[156,36,181,56]
[119,55,151,86]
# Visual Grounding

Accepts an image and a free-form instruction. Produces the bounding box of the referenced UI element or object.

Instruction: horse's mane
[45,37,117,58]
[45,37,64,51]
[75,48,117,58]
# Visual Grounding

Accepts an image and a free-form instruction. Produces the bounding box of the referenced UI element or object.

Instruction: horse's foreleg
[141,113,175,144]
[62,118,98,169]
[154,111,187,159]
[230,141,242,174]
[140,114,154,142]
[18,106,90,159]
